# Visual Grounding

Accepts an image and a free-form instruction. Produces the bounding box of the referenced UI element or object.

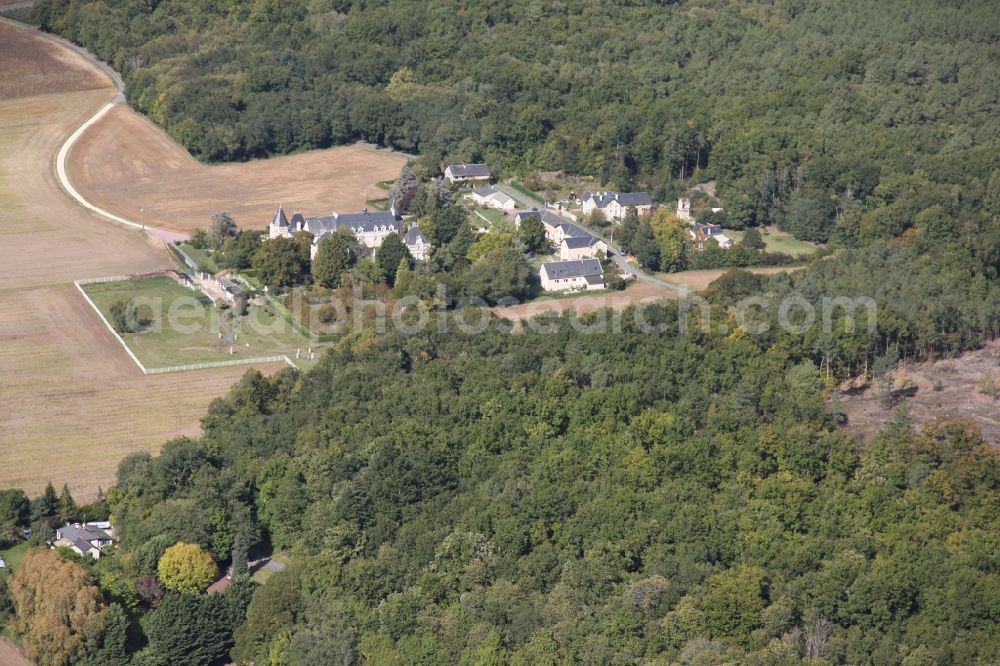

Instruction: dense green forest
[5,229,1000,663]
[4,1,1000,664]
[33,0,1000,240]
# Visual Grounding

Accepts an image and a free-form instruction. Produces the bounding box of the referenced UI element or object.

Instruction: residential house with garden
[582,191,653,220]
[466,185,515,210]
[444,163,491,183]
[539,258,606,292]
[689,222,734,249]
[560,234,609,261]
[53,521,115,560]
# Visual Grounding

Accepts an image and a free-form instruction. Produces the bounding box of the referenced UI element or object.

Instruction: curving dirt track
[0,20,284,501]
[67,104,407,234]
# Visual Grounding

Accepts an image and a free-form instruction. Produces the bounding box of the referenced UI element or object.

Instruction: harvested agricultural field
[66,104,408,234]
[0,21,109,99]
[0,22,286,501]
[0,284,289,501]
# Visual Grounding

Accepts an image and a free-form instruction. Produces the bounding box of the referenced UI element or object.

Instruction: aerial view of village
[1,1,1000,664]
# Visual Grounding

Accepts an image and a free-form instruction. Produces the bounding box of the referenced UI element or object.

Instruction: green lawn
[251,553,292,584]
[469,206,507,227]
[0,542,30,572]
[506,181,545,207]
[83,278,314,367]
[529,251,561,270]
[177,244,219,274]
[760,229,819,257]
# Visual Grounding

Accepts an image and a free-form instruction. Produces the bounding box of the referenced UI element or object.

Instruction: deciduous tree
[158,542,218,594]
[9,549,107,666]
[518,214,548,253]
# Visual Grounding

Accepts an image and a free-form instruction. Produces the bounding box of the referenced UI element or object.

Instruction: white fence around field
[74,278,298,375]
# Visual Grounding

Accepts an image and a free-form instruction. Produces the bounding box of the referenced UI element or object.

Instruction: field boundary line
[74,278,149,374]
[74,277,299,375]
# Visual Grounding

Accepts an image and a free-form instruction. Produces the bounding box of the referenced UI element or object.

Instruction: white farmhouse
[539,258,605,292]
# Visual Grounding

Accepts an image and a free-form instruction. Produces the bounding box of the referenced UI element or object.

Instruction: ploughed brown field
[0,22,290,501]
[0,21,108,99]
[67,104,407,234]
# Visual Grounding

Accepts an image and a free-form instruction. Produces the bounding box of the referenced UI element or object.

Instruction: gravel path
[0,16,189,244]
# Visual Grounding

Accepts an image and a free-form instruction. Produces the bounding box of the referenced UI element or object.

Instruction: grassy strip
[0,542,30,572]
[177,244,218,273]
[508,180,544,206]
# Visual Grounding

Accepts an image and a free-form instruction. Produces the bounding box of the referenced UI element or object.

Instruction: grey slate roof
[73,537,97,553]
[583,192,616,208]
[289,211,306,229]
[303,210,401,236]
[558,222,591,238]
[617,192,652,206]
[563,234,601,249]
[584,191,652,208]
[59,523,111,544]
[693,223,722,236]
[472,185,500,197]
[272,207,289,228]
[404,225,427,245]
[541,258,603,280]
[447,163,491,178]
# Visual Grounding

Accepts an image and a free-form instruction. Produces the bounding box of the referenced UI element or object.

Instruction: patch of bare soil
[494,281,679,322]
[833,339,1000,444]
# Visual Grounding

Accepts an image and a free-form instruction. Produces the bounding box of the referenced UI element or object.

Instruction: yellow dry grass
[67,104,407,234]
